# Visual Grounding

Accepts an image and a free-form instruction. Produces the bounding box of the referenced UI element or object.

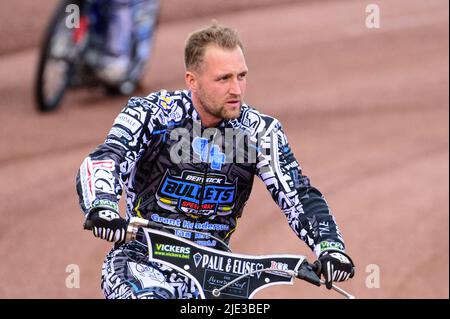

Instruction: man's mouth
[225,99,241,108]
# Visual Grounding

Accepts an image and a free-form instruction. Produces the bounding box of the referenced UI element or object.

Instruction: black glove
[317,250,355,289]
[86,210,128,244]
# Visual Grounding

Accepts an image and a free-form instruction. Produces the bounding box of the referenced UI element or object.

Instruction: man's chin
[222,107,241,120]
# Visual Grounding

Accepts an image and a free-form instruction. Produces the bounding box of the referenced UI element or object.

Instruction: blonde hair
[184,22,244,71]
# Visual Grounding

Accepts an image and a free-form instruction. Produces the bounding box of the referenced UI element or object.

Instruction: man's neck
[191,94,222,128]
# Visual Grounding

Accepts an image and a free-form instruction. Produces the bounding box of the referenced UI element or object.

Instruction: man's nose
[229,78,242,96]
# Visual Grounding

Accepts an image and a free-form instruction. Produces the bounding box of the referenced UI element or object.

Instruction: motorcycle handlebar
[84,216,355,298]
[84,216,356,279]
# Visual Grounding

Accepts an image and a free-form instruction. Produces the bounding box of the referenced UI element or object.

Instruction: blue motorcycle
[35,0,159,112]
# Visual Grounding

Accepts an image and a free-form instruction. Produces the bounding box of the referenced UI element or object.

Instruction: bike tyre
[35,0,85,112]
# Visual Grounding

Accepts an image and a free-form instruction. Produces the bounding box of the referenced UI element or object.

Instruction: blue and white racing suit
[93,0,159,66]
[76,89,347,299]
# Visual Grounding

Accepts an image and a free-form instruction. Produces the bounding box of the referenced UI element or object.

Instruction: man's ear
[185,71,197,92]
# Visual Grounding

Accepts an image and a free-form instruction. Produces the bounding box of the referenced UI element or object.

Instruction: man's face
[187,45,248,126]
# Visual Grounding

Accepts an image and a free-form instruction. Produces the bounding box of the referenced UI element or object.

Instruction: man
[76,23,355,299]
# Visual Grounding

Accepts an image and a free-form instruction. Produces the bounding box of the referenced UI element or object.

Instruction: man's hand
[86,210,128,244]
[317,251,355,289]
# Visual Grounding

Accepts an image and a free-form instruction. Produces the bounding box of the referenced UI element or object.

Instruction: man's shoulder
[235,104,281,134]
[144,89,189,109]
[122,89,190,123]
[126,89,188,111]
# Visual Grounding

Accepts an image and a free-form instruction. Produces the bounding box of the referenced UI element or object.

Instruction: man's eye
[238,72,248,79]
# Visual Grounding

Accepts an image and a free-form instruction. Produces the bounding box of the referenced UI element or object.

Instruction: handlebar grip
[350,267,355,278]
[297,262,321,287]
[311,259,356,278]
[83,219,94,230]
[312,260,322,275]
[83,216,150,230]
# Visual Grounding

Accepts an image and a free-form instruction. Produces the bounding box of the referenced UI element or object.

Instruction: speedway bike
[35,0,159,112]
[85,216,355,299]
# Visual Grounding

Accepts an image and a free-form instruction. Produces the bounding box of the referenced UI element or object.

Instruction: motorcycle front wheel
[35,0,88,112]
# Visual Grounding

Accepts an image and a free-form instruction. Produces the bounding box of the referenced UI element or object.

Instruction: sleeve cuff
[86,199,119,217]
[314,241,345,257]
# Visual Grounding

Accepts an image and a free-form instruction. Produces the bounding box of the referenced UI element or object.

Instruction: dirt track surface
[0,0,448,298]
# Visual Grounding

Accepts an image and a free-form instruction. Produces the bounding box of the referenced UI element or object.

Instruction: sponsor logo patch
[156,170,236,216]
[114,113,142,133]
[320,241,344,252]
[192,137,226,170]
[154,243,191,259]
